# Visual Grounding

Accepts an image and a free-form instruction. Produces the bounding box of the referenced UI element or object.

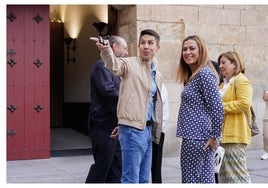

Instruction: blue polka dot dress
[177,65,224,183]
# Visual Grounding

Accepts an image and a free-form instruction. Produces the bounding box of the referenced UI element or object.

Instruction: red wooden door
[7,5,50,160]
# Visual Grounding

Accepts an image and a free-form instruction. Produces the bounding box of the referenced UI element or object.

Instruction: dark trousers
[151,132,165,183]
[215,173,219,183]
[85,120,122,183]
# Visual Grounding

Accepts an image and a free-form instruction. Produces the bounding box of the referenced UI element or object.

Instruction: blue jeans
[118,124,152,183]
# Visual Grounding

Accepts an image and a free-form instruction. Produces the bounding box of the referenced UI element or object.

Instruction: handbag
[244,106,260,137]
[214,146,225,173]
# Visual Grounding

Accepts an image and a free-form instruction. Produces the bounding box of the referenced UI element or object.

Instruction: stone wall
[117,5,268,156]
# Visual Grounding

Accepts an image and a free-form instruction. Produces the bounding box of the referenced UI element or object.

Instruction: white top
[219,77,235,97]
[161,84,169,133]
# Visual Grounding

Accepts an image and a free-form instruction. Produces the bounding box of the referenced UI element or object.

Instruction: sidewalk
[6,148,268,183]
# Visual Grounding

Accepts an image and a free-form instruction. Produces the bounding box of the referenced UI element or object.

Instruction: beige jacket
[101,48,163,144]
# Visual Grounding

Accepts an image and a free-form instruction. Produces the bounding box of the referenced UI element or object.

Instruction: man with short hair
[90,29,164,183]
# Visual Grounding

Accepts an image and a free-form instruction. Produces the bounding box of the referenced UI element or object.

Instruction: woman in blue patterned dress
[176,35,224,183]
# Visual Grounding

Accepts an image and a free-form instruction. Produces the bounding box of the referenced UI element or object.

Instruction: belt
[146,120,153,126]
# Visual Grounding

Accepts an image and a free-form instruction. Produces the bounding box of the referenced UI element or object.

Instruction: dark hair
[211,60,220,75]
[139,29,160,45]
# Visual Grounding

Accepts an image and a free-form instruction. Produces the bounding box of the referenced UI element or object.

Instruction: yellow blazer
[219,73,253,144]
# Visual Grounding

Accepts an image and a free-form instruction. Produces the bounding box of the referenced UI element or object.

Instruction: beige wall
[117,5,268,156]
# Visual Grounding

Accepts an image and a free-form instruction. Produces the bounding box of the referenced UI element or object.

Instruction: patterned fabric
[177,65,224,140]
[180,139,215,183]
[218,143,251,183]
[177,65,224,183]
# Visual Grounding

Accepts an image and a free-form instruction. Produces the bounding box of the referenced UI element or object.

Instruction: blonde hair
[176,35,219,85]
[217,51,246,75]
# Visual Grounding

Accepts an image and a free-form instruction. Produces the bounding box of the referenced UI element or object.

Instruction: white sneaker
[261,153,268,160]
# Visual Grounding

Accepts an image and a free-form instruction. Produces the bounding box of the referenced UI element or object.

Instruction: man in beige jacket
[90,29,163,183]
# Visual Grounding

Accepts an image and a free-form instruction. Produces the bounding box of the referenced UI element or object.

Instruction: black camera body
[98,36,106,45]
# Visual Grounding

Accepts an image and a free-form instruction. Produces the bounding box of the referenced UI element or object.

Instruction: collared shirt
[147,63,157,121]
[219,77,234,97]
[161,84,169,133]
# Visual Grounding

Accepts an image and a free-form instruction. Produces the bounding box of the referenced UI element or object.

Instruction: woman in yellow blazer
[218,51,252,183]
